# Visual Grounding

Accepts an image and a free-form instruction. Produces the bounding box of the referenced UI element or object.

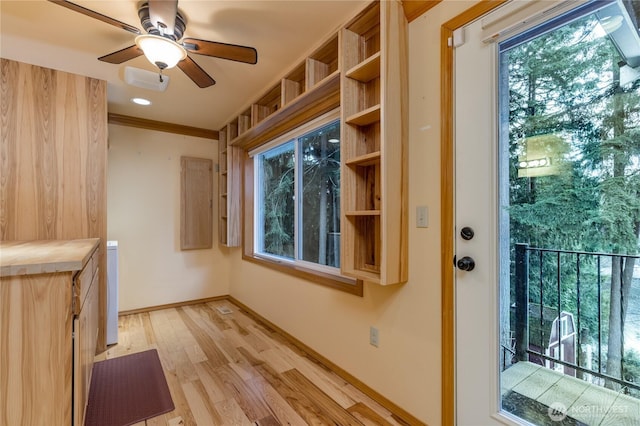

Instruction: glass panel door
[499,1,640,424]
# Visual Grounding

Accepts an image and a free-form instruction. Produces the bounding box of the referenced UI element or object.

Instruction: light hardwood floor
[97,300,411,426]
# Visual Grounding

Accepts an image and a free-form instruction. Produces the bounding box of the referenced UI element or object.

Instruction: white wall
[107,125,231,311]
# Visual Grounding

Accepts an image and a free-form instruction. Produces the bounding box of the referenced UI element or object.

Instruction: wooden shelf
[312,70,340,91]
[345,210,381,216]
[340,0,407,286]
[237,108,252,137]
[346,52,381,83]
[307,33,339,90]
[282,63,306,106]
[230,72,340,150]
[217,126,241,247]
[342,267,380,283]
[345,104,381,126]
[345,151,381,167]
[251,83,282,127]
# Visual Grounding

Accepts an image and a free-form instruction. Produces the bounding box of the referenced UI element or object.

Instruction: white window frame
[250,108,341,276]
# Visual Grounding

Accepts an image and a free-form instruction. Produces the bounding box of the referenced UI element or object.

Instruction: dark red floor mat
[84,349,175,426]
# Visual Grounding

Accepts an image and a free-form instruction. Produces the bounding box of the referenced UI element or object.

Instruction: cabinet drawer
[73,247,99,315]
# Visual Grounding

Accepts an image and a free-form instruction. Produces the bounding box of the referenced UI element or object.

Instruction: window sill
[242,253,363,296]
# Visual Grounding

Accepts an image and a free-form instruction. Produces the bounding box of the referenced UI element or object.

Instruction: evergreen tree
[505,12,640,387]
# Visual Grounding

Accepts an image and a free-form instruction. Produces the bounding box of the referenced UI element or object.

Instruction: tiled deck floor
[502,362,640,425]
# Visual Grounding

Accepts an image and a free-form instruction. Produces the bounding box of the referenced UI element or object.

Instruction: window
[255,141,296,260]
[560,316,569,339]
[244,110,361,295]
[255,119,341,270]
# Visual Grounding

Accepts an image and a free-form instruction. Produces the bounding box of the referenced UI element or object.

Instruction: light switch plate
[417,205,428,228]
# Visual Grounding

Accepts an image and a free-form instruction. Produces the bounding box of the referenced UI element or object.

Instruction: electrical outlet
[370,326,379,347]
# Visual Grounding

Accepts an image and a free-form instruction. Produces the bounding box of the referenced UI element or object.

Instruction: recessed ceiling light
[131,97,152,106]
[328,138,340,143]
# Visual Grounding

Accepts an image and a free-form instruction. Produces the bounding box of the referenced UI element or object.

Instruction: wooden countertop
[0,238,99,277]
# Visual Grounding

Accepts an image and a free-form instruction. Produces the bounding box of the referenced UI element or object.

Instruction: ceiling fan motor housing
[138,2,186,41]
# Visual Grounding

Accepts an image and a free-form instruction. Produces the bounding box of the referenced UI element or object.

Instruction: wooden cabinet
[181,156,214,250]
[0,239,100,426]
[0,59,107,350]
[340,0,408,285]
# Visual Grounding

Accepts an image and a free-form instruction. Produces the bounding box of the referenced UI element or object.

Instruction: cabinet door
[73,267,100,426]
[180,156,213,250]
[1,273,73,426]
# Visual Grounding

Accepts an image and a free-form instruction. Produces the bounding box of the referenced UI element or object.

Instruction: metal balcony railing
[512,243,640,392]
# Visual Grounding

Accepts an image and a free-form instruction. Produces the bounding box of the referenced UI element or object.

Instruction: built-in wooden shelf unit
[217,0,408,286]
[218,127,241,246]
[340,0,408,285]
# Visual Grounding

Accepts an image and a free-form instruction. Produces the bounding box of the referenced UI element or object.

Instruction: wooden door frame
[440,1,509,424]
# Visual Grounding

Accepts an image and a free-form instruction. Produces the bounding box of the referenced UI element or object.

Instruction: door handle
[457,256,476,271]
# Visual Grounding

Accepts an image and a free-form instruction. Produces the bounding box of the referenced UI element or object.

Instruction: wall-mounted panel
[180,156,213,250]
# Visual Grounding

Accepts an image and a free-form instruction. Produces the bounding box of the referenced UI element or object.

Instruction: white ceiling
[0,0,369,131]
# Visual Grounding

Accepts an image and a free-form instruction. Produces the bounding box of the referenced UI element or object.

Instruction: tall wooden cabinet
[340,0,408,285]
[0,59,108,347]
[0,239,100,426]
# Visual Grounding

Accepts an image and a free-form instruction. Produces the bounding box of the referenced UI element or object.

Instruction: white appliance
[106,241,119,345]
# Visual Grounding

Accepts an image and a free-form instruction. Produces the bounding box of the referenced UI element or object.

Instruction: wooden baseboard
[117,296,228,316]
[228,296,426,426]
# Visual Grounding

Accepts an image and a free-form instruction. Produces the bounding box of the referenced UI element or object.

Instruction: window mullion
[294,137,301,262]
[254,156,263,253]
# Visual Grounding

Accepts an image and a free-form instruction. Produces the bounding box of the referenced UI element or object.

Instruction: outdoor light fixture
[135,34,187,71]
[595,0,640,67]
[597,15,624,35]
[518,157,551,169]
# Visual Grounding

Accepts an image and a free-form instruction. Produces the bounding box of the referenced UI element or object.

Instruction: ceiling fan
[47,0,258,88]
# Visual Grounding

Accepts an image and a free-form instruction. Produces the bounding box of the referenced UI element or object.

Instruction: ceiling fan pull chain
[159,68,164,83]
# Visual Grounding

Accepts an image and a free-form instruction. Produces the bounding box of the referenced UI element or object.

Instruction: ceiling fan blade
[182,38,258,65]
[178,56,216,88]
[148,0,178,36]
[47,0,140,34]
[98,45,144,64]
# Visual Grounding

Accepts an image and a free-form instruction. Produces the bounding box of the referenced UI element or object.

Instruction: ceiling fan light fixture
[135,34,186,70]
